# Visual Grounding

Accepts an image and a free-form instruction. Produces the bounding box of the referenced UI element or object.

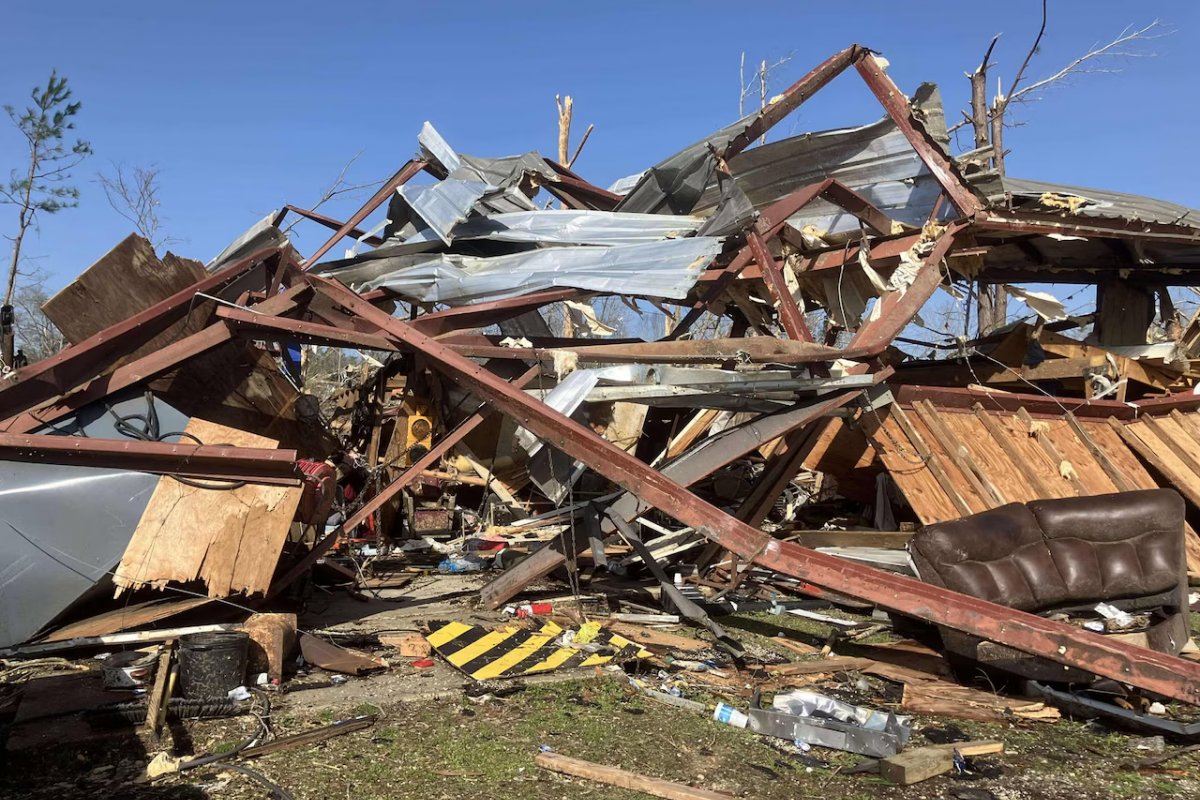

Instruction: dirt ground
[1,583,1196,800]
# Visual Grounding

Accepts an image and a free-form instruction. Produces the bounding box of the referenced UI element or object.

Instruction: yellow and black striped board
[425,620,651,681]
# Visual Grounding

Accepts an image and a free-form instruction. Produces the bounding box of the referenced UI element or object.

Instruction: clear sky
[2,1,1196,292]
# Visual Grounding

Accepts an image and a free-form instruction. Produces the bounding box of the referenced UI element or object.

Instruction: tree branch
[1009,19,1166,105]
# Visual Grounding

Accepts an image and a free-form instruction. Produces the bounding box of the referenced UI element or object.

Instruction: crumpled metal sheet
[693,117,945,235]
[206,214,289,271]
[614,106,769,215]
[396,180,492,244]
[352,236,724,305]
[448,209,703,246]
[418,120,461,174]
[748,690,912,757]
[982,175,1200,230]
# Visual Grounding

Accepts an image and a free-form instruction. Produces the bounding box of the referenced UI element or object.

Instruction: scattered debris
[0,41,1197,799]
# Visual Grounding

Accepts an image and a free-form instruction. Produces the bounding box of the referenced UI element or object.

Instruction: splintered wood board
[40,596,213,642]
[42,234,209,356]
[114,418,302,598]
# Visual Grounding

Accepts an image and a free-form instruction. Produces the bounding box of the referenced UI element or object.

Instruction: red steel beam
[854,55,983,217]
[723,45,867,160]
[976,210,1200,246]
[412,288,586,337]
[308,272,1200,704]
[842,223,964,358]
[1,284,314,435]
[218,306,399,352]
[747,230,812,342]
[441,334,841,365]
[0,244,284,423]
[280,205,385,246]
[0,432,300,485]
[300,158,426,270]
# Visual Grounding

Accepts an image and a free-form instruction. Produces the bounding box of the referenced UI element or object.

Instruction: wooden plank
[0,623,241,657]
[940,411,1024,505]
[114,418,303,598]
[535,752,736,800]
[42,235,208,359]
[789,530,912,549]
[1065,411,1135,492]
[143,640,175,742]
[663,409,719,461]
[880,746,954,785]
[916,407,1012,506]
[39,596,213,642]
[1045,416,1120,496]
[1142,415,1200,480]
[1113,418,1200,506]
[860,412,961,523]
[996,412,1076,499]
[889,405,976,515]
[1017,408,1086,495]
[762,656,875,675]
[914,401,1006,506]
[1169,409,1200,446]
[930,740,1005,757]
[606,622,711,652]
[973,403,1055,498]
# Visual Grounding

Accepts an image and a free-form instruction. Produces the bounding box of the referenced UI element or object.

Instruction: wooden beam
[973,403,1055,498]
[890,405,976,515]
[1066,411,1135,492]
[535,752,736,800]
[1017,408,1086,496]
[1144,415,1200,478]
[788,530,913,549]
[143,640,175,744]
[915,400,1006,506]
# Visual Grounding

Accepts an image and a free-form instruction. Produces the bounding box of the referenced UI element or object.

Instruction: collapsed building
[1,44,1199,770]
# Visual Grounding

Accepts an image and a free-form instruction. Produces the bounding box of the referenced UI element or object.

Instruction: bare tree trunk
[989,101,1006,175]
[555,95,573,165]
[970,73,989,151]
[758,59,768,144]
[968,38,1006,337]
[4,149,38,308]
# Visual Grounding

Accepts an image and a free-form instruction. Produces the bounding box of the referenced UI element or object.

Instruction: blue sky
[2,1,1196,293]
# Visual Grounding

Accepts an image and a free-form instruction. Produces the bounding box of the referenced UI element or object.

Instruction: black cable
[221,763,296,800]
[103,391,247,490]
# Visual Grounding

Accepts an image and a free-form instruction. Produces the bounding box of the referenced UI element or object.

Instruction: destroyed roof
[982,175,1200,231]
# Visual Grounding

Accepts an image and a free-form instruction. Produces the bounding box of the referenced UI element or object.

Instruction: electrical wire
[102,390,247,490]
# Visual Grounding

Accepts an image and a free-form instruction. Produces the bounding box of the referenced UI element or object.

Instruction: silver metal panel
[0,395,191,647]
[418,120,461,174]
[449,209,703,246]
[693,117,943,234]
[397,180,492,244]
[357,236,724,304]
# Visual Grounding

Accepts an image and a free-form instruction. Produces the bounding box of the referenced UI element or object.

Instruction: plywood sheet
[42,234,210,360]
[114,418,302,598]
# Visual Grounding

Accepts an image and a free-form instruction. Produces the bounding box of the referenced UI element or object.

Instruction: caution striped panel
[426,620,650,681]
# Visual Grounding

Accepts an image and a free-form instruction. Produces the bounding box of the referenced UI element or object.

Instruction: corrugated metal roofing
[987,176,1200,230]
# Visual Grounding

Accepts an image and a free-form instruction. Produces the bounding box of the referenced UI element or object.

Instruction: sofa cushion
[1030,489,1183,602]
[909,503,1070,611]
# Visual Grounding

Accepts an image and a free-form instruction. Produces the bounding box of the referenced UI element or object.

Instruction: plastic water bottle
[712,703,749,729]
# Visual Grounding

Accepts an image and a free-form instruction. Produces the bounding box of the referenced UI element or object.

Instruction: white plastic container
[712,702,749,728]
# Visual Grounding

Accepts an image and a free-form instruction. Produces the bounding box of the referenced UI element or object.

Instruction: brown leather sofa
[909,489,1190,681]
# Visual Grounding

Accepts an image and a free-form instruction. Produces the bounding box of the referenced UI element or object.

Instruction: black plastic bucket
[178,631,249,699]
